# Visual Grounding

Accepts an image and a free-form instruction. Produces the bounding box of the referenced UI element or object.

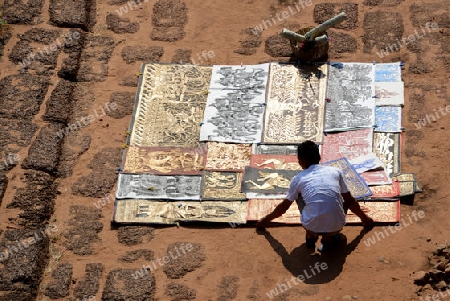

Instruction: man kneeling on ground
[256,140,374,252]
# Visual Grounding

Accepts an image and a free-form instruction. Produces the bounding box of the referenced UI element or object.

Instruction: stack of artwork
[113,62,417,225]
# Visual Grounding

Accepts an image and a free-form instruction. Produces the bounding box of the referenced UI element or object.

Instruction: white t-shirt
[285,164,349,233]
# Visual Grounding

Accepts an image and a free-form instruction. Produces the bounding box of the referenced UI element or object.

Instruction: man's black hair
[297,140,321,164]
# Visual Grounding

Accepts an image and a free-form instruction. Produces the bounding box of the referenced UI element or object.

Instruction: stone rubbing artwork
[263,63,327,144]
[325,63,375,131]
[200,64,269,143]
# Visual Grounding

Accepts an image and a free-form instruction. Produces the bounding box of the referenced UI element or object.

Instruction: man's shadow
[257,227,372,284]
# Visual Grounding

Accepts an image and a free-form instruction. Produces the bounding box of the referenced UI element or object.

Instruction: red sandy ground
[0,0,449,300]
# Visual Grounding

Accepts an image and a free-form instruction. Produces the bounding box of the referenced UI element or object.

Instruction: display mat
[114,199,248,224]
[321,128,373,163]
[325,63,375,131]
[129,64,212,148]
[249,154,301,170]
[122,146,205,175]
[116,173,202,200]
[263,63,327,144]
[201,171,246,200]
[375,106,402,132]
[374,82,404,106]
[241,167,298,194]
[322,158,372,199]
[200,64,269,143]
[373,132,401,177]
[246,199,400,224]
[204,142,251,171]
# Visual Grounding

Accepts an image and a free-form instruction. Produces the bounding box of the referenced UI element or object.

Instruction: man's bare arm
[341,192,374,228]
[256,199,292,229]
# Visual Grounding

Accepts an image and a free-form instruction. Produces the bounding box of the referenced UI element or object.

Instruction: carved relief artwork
[325,63,375,131]
[129,63,212,147]
[373,132,401,177]
[370,181,400,198]
[116,173,202,200]
[200,64,269,143]
[345,200,400,223]
[250,154,301,170]
[246,199,400,224]
[322,158,372,199]
[122,146,205,175]
[263,63,327,144]
[241,167,298,194]
[252,144,298,155]
[114,199,248,224]
[204,142,251,171]
[321,128,373,162]
[201,171,246,200]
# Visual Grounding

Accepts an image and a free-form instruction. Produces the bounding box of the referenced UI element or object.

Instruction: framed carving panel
[122,146,205,175]
[129,63,212,148]
[114,199,248,224]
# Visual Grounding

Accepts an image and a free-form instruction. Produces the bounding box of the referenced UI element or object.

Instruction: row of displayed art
[113,62,416,225]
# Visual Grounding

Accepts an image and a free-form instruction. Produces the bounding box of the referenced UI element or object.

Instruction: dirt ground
[0,0,449,300]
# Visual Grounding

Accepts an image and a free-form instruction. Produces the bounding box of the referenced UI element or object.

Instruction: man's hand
[256,216,270,230]
[255,199,292,230]
[361,216,375,229]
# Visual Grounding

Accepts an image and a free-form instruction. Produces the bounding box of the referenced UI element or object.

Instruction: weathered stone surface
[102,268,156,301]
[107,91,135,119]
[314,3,359,30]
[121,46,164,64]
[62,206,103,255]
[0,74,50,119]
[0,228,50,296]
[363,11,404,54]
[6,170,56,228]
[21,123,65,175]
[43,79,76,124]
[107,13,139,34]
[3,0,44,24]
[73,263,104,300]
[71,147,122,198]
[44,263,73,299]
[77,35,115,82]
[49,0,97,31]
